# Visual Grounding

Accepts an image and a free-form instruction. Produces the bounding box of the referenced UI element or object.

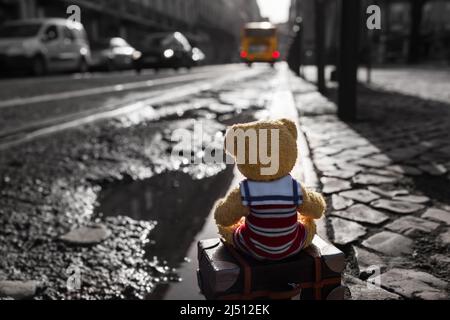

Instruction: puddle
[94,167,234,299]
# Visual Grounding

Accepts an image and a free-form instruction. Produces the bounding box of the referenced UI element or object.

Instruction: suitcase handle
[305,245,324,300]
[223,242,253,297]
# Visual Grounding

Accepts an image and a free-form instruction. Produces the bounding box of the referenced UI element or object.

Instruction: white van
[0,18,91,76]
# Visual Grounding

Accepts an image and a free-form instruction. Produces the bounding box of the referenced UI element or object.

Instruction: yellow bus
[240,22,280,67]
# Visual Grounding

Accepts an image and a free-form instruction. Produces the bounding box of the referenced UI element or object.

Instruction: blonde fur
[214,118,326,253]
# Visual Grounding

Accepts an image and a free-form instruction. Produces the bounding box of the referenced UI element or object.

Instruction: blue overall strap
[292,178,299,206]
[242,180,251,206]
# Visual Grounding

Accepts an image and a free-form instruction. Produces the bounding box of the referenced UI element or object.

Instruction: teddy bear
[214,118,326,261]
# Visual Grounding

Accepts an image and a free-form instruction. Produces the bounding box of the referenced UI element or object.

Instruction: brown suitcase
[197,235,346,300]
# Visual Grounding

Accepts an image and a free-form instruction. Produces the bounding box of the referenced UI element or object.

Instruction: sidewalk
[288,70,450,299]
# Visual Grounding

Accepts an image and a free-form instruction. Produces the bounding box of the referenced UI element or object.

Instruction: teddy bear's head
[224,118,298,181]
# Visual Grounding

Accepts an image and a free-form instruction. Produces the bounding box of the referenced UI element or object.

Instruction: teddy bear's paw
[298,216,317,247]
[299,188,327,219]
[217,225,236,245]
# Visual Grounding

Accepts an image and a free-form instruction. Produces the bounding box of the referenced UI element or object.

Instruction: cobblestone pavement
[290,72,450,300]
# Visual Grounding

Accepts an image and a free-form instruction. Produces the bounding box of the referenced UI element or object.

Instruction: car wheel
[78,57,89,73]
[31,56,47,76]
[133,59,142,73]
[106,59,116,72]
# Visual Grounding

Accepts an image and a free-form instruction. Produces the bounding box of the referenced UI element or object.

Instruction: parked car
[135,31,194,71]
[191,47,206,66]
[0,18,91,76]
[90,37,141,71]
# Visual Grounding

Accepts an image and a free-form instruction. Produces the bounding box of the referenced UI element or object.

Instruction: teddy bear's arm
[214,187,249,227]
[298,185,327,219]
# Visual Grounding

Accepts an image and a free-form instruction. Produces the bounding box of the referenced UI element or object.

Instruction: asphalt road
[0,64,263,149]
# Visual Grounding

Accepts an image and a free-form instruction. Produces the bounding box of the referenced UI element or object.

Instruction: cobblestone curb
[287,71,450,300]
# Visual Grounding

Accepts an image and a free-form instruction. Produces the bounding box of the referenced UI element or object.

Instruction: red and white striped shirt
[233,175,307,260]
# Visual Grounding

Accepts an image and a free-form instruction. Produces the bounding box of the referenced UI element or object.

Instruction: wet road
[0,63,278,299]
[0,65,244,101]
[0,65,259,143]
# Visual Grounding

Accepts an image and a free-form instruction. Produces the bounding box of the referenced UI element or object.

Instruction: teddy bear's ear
[279,118,297,140]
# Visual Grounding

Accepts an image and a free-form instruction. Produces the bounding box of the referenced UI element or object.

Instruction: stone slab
[362,231,413,256]
[339,189,380,204]
[343,274,401,300]
[331,194,354,211]
[367,186,409,199]
[422,208,450,225]
[332,204,389,225]
[353,246,387,271]
[393,195,430,204]
[321,177,352,194]
[330,217,367,245]
[386,216,440,237]
[381,268,448,300]
[353,174,398,185]
[370,199,425,214]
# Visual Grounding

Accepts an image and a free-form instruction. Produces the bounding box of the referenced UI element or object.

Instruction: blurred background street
[0,0,449,300]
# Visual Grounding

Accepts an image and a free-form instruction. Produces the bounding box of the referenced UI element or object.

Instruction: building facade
[0,0,262,63]
[288,0,450,65]
[376,0,450,63]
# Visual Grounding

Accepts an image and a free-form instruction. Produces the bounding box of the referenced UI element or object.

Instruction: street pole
[366,34,372,85]
[408,0,425,64]
[337,0,361,121]
[314,0,326,94]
